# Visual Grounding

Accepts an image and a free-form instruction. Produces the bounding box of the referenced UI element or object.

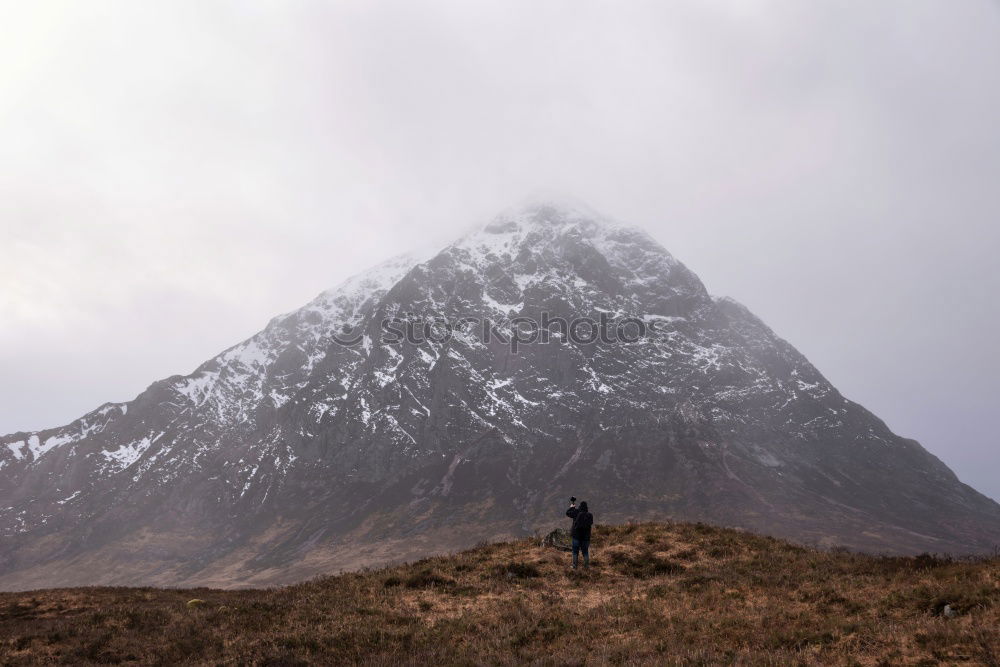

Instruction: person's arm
[566,507,579,519]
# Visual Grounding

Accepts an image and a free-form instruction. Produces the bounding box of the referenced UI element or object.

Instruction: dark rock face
[2,201,998,589]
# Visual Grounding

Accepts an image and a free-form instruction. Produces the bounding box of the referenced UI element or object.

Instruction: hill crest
[1,520,998,665]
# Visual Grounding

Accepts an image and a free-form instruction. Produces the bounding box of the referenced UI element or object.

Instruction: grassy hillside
[1,521,998,665]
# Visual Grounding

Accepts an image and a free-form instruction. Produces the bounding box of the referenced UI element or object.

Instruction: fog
[1,1,998,499]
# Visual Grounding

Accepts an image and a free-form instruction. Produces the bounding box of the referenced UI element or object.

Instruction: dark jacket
[566,504,593,542]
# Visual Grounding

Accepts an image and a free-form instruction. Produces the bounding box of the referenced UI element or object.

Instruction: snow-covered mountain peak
[503,191,606,219]
[450,200,666,267]
[417,201,710,322]
[482,197,617,238]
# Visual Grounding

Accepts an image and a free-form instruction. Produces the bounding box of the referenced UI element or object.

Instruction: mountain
[4,521,998,665]
[1,201,998,590]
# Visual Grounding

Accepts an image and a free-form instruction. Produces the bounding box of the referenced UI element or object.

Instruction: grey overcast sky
[1,1,998,499]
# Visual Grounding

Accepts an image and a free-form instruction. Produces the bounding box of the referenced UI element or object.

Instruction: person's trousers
[572,538,590,567]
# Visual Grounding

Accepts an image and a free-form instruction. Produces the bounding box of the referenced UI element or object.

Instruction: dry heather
[1,522,998,665]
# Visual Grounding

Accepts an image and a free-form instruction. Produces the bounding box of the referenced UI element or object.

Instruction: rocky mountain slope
[2,201,999,589]
[2,521,998,665]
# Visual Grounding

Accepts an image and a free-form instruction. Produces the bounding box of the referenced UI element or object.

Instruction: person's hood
[579,502,589,512]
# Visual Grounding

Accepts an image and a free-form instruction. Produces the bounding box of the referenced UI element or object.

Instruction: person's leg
[582,540,590,567]
[571,538,580,568]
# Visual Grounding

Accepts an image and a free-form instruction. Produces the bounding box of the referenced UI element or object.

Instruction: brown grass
[1,521,998,665]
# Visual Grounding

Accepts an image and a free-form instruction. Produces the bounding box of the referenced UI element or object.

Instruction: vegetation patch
[495,561,541,579]
[607,548,685,578]
[403,569,454,589]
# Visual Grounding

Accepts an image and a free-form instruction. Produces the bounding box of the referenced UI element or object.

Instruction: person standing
[565,500,593,568]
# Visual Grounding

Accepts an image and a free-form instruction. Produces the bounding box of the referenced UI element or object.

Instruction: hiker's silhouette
[565,500,593,568]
